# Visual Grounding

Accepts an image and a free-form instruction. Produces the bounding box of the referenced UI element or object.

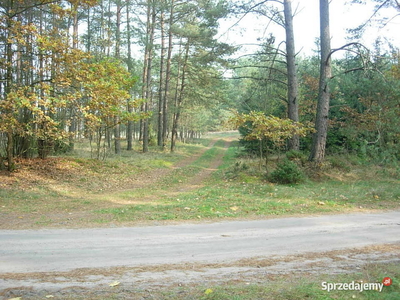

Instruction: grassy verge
[94,178,400,223]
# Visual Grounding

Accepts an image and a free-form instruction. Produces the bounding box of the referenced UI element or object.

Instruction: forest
[0,0,399,172]
[1,2,400,298]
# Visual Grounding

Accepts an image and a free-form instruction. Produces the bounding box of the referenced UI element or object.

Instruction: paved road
[1,211,399,274]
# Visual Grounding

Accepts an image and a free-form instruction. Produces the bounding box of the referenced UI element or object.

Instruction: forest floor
[1,131,400,299]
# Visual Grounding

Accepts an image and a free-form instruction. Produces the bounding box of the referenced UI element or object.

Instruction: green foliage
[285,150,307,165]
[231,111,315,167]
[233,111,314,147]
[327,156,352,172]
[268,159,305,184]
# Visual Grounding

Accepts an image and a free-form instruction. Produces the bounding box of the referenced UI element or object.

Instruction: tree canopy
[1,0,399,171]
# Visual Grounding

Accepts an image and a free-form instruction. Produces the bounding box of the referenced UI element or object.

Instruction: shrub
[327,156,351,172]
[285,150,307,165]
[268,159,305,184]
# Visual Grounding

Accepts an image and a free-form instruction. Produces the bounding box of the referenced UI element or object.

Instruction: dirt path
[1,211,399,299]
[0,137,233,230]
[84,138,232,204]
[127,138,222,190]
[171,139,232,193]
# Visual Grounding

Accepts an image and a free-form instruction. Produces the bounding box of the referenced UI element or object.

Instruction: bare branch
[327,42,369,62]
[232,65,288,77]
[217,0,283,40]
[229,75,287,86]
[1,1,60,18]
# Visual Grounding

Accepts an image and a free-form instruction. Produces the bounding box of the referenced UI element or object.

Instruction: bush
[327,156,351,172]
[285,150,307,166]
[268,159,305,184]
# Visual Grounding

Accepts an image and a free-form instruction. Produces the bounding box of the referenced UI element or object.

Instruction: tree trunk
[107,0,112,56]
[162,0,175,150]
[72,3,79,50]
[38,9,52,159]
[114,1,122,154]
[68,2,80,151]
[171,39,190,153]
[86,7,92,52]
[309,0,332,163]
[157,8,166,147]
[5,12,15,171]
[114,117,121,154]
[142,0,156,153]
[284,0,300,151]
[126,0,134,151]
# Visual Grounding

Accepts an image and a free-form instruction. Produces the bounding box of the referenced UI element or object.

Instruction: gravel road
[1,211,399,275]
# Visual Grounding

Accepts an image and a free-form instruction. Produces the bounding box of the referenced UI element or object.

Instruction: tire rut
[111,139,232,203]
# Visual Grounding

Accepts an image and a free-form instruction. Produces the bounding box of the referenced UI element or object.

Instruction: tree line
[231,0,399,167]
[1,0,399,172]
[0,0,235,171]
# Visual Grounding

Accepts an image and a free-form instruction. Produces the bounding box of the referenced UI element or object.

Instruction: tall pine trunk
[171,39,190,152]
[5,7,15,171]
[142,0,156,153]
[126,0,134,151]
[114,1,122,155]
[162,0,175,150]
[309,0,332,163]
[284,0,299,151]
[68,2,79,151]
[157,9,166,147]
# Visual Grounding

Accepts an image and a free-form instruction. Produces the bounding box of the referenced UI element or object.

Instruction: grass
[95,178,399,223]
[94,141,399,222]
[0,132,399,228]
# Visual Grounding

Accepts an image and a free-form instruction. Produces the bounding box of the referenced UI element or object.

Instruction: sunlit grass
[1,132,399,228]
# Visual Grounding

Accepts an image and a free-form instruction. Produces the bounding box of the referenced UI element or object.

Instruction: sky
[218,0,400,58]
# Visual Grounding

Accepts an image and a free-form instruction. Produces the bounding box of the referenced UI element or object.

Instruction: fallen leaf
[204,288,213,295]
[45,296,54,299]
[230,206,239,211]
[317,201,325,205]
[8,298,22,300]
[109,281,120,287]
